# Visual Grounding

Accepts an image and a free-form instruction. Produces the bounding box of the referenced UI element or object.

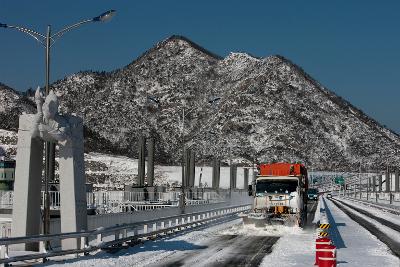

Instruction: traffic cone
[318,244,336,267]
[315,237,332,266]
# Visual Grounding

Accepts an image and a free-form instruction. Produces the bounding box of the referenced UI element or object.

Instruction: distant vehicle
[243,162,308,227]
[326,193,332,198]
[307,188,318,201]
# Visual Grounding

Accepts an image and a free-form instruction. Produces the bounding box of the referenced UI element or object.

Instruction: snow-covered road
[324,198,400,266]
[41,203,318,267]
[38,199,400,267]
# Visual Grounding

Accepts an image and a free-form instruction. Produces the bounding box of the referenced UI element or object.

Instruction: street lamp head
[208,96,221,104]
[93,10,116,22]
[147,96,160,104]
[0,23,7,28]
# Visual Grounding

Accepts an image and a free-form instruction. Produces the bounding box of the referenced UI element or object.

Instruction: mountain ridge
[1,35,399,171]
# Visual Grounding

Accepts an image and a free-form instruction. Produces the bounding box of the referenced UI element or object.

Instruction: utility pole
[359,162,362,199]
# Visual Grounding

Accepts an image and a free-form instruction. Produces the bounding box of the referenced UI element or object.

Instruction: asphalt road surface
[152,201,318,267]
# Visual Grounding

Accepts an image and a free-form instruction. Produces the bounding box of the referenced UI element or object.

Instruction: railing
[0,190,227,211]
[0,204,251,266]
[0,223,10,239]
[338,191,400,207]
[0,192,12,209]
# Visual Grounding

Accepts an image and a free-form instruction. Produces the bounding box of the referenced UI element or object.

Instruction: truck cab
[246,163,308,226]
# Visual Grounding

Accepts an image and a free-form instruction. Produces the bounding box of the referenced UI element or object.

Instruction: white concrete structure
[11,89,87,251]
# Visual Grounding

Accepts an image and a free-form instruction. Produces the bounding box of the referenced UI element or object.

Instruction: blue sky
[1,1,399,133]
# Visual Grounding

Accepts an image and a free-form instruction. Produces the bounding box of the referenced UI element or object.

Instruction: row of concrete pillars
[344,168,400,195]
[211,158,251,190]
[367,168,400,192]
[136,136,252,189]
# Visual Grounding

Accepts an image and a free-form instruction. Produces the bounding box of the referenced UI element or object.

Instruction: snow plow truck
[243,163,308,227]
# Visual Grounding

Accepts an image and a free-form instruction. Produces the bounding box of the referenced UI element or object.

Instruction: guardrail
[341,192,400,207]
[337,196,400,215]
[0,204,251,266]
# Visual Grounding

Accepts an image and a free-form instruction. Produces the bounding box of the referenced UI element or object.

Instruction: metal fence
[0,204,251,266]
[0,190,226,212]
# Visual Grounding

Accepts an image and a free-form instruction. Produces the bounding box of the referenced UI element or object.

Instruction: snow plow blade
[241,213,300,227]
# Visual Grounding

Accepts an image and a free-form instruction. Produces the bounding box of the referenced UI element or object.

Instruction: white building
[0,156,15,190]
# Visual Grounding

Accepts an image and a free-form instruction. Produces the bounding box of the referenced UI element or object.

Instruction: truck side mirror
[248,185,253,196]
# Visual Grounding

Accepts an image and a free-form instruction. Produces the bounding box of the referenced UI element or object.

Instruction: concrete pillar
[229,164,237,189]
[147,137,155,186]
[244,168,249,189]
[184,148,190,188]
[372,176,376,192]
[212,158,220,189]
[189,150,195,187]
[12,114,87,251]
[358,168,362,198]
[137,135,146,186]
[230,165,234,189]
[217,160,220,189]
[385,167,391,192]
[59,116,87,250]
[234,165,237,188]
[378,174,383,192]
[395,168,399,192]
[11,115,44,251]
[367,177,371,192]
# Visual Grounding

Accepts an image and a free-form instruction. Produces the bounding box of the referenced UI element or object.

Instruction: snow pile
[221,223,303,237]
[339,198,400,224]
[260,228,316,267]
[312,199,321,224]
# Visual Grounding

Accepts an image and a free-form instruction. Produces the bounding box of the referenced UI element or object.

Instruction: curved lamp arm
[0,10,116,48]
[51,10,116,46]
[0,23,46,46]
[50,18,93,46]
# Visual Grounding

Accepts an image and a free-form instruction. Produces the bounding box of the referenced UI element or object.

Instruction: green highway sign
[335,176,344,185]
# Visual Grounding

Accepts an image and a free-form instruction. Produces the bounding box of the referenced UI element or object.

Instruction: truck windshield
[256,179,298,194]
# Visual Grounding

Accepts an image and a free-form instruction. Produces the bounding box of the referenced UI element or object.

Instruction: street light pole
[43,24,54,240]
[1,10,116,238]
[179,96,221,206]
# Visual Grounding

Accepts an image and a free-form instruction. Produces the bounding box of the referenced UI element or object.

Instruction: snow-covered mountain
[0,83,35,131]
[1,35,399,171]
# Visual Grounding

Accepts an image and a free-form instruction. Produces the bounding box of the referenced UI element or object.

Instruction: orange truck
[244,163,308,227]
